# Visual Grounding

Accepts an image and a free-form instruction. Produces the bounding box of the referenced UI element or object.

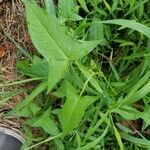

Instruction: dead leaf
[0,47,5,58]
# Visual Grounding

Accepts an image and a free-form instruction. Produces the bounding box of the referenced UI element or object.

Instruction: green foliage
[4,0,150,149]
[60,81,99,133]
[26,109,59,135]
[58,0,82,20]
[103,19,150,38]
[25,0,105,92]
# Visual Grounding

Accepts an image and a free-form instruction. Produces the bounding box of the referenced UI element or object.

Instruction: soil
[0,0,31,136]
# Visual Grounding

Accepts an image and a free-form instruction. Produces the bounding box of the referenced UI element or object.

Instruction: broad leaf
[14,103,41,117]
[60,81,99,133]
[17,57,49,78]
[26,109,59,135]
[48,59,69,92]
[25,1,102,92]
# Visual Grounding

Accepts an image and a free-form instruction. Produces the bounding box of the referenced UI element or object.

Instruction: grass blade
[79,126,109,150]
[102,19,150,38]
[7,81,47,116]
[83,112,109,142]
[0,91,22,106]
[121,132,150,146]
[125,0,149,16]
[0,77,44,87]
[112,122,124,150]
[76,61,103,94]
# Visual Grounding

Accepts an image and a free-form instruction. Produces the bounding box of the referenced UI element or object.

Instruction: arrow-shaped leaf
[25,1,102,92]
[60,81,99,133]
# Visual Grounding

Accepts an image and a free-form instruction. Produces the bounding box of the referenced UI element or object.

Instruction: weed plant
[1,0,150,149]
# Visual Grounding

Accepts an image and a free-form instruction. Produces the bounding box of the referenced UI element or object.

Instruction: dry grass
[0,0,31,136]
[0,0,26,82]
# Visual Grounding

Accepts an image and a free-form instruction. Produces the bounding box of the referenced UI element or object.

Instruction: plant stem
[25,133,63,150]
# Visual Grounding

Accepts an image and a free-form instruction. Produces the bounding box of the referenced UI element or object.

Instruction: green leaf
[109,60,121,82]
[14,103,41,117]
[76,62,103,94]
[25,1,101,92]
[58,0,82,20]
[83,112,109,142]
[26,5,68,61]
[113,123,124,150]
[7,82,47,116]
[44,0,56,17]
[112,0,118,12]
[87,18,104,41]
[121,132,150,146]
[117,70,150,107]
[25,1,101,60]
[21,127,34,149]
[137,0,144,19]
[130,0,135,8]
[103,0,111,13]
[112,106,140,120]
[77,0,89,12]
[18,57,49,78]
[112,105,150,125]
[66,67,98,95]
[125,0,149,16]
[79,126,109,150]
[60,81,99,133]
[116,123,133,134]
[25,1,68,92]
[16,59,30,74]
[127,81,150,104]
[48,59,69,92]
[26,109,59,135]
[140,106,150,125]
[103,19,150,38]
